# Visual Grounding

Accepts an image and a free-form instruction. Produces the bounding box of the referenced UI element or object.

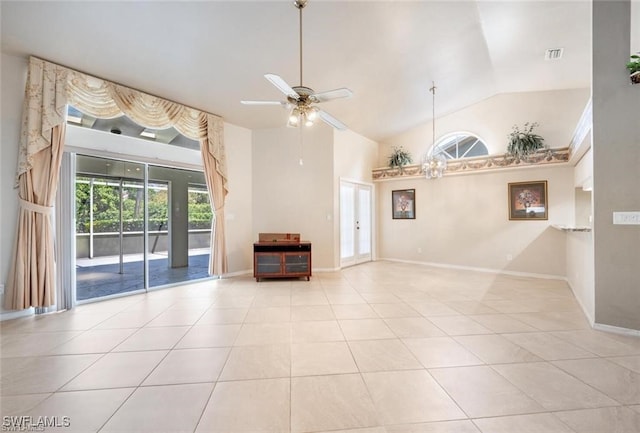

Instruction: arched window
[432,133,488,160]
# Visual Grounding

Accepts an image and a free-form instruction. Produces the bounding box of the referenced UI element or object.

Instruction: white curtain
[6,56,228,310]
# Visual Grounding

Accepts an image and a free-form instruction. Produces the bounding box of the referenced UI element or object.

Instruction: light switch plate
[613,211,640,225]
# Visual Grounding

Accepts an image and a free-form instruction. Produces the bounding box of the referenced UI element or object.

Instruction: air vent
[545,48,564,60]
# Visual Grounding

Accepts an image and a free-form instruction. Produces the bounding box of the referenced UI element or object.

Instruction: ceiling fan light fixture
[241,0,352,131]
[306,106,318,122]
[288,107,301,127]
[304,115,314,127]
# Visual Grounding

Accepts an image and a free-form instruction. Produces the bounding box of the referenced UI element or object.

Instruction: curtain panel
[201,115,228,276]
[6,56,228,310]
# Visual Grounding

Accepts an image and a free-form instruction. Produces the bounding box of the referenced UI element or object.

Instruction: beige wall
[252,126,335,270]
[377,165,574,278]
[334,129,379,182]
[633,0,640,53]
[567,230,594,323]
[223,123,254,274]
[565,145,595,324]
[592,0,640,331]
[379,88,590,167]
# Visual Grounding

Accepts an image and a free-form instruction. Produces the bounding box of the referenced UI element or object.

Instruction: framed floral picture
[508,181,548,220]
[392,189,415,219]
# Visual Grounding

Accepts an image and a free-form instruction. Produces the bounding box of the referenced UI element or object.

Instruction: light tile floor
[2,261,640,433]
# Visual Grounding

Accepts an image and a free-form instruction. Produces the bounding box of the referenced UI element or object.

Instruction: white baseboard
[222,269,253,278]
[565,281,595,327]
[0,307,35,321]
[593,322,640,337]
[379,258,566,281]
[313,267,341,273]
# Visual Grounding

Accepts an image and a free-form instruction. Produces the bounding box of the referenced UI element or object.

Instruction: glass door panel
[284,253,310,274]
[340,182,356,266]
[187,183,212,280]
[340,180,372,268]
[75,156,145,301]
[358,186,372,259]
[256,254,282,275]
[147,180,170,287]
[147,165,212,288]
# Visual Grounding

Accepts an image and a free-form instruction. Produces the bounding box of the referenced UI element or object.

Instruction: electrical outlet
[417,247,422,253]
[506,254,513,261]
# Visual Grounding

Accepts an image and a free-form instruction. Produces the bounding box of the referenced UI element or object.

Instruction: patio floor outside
[76,250,210,300]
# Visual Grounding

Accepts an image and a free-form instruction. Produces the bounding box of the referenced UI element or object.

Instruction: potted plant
[388,146,413,168]
[627,53,640,84]
[507,122,546,159]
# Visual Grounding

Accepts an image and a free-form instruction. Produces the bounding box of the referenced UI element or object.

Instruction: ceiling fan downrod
[294,0,307,87]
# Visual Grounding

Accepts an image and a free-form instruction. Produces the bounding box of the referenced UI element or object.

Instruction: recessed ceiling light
[140,129,156,139]
[67,115,83,124]
[545,48,564,60]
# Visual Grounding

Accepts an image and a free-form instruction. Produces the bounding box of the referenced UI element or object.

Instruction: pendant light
[423,82,447,179]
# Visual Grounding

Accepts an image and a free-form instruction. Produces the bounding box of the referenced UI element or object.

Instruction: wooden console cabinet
[253,242,312,282]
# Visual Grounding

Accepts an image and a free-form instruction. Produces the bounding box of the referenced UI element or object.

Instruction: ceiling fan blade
[318,109,348,131]
[310,88,353,103]
[265,74,300,100]
[241,100,288,107]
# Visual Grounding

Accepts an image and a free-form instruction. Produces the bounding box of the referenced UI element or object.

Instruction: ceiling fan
[241,0,353,131]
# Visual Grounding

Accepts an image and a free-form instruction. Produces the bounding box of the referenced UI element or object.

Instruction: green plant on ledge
[388,146,413,168]
[507,122,546,159]
[627,53,640,84]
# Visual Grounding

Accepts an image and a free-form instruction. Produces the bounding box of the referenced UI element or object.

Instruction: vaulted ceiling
[1,1,593,142]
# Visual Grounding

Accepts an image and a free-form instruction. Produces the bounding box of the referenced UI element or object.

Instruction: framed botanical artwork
[508,181,548,220]
[392,189,415,219]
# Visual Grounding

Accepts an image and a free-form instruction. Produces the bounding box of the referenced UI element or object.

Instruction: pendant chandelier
[423,82,447,179]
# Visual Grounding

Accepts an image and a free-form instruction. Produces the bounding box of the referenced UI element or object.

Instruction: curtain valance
[17,56,227,191]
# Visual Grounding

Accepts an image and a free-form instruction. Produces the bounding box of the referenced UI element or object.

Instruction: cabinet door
[284,253,309,275]
[255,253,283,275]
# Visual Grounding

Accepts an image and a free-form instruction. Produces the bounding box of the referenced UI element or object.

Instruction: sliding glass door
[74,154,212,302]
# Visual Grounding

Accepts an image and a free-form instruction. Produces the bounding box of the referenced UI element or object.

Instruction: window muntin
[432,133,488,160]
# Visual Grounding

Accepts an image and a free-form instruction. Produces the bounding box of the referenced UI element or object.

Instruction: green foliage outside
[76,178,213,233]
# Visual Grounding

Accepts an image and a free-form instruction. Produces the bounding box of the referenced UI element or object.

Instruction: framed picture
[508,181,548,220]
[392,189,416,219]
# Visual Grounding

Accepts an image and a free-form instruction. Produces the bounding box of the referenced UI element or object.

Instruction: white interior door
[340,180,372,267]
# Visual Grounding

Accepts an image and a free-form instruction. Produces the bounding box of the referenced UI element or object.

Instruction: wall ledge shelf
[552,224,592,232]
[372,147,571,182]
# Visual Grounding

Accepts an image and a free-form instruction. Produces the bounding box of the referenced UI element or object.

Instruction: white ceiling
[1,1,593,142]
